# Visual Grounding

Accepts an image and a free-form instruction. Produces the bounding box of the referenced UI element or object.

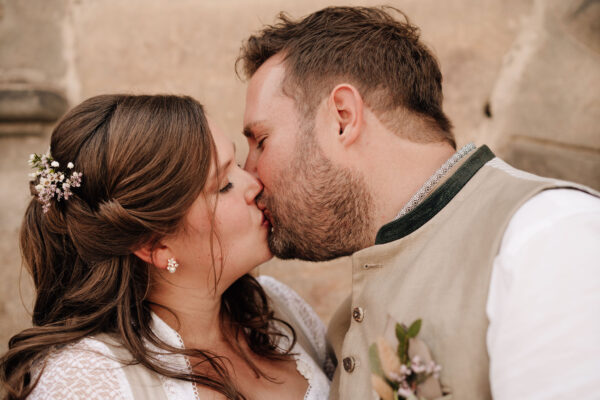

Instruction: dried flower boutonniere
[370,319,443,400]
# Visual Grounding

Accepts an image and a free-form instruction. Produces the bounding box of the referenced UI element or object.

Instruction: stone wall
[1,0,598,354]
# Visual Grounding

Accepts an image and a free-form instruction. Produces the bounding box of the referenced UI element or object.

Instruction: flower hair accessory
[28,152,82,213]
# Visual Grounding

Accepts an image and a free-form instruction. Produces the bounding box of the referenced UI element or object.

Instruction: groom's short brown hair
[237,6,455,148]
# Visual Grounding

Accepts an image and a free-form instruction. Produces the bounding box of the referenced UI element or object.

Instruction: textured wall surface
[1,0,598,354]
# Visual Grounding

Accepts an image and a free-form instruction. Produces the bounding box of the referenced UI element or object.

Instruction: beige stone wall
[1,0,598,354]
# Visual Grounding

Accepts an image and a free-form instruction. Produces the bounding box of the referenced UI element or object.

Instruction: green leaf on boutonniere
[395,323,409,365]
[395,323,408,341]
[407,319,422,338]
[369,342,385,377]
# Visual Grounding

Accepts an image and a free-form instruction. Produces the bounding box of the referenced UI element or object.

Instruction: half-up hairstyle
[1,95,294,400]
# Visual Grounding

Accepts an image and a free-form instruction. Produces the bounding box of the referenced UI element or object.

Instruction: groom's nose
[243,169,263,204]
[244,150,258,177]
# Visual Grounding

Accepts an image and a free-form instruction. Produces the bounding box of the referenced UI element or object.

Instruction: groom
[238,6,600,399]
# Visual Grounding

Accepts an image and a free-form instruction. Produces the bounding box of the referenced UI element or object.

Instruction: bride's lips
[261,209,273,229]
[257,198,272,230]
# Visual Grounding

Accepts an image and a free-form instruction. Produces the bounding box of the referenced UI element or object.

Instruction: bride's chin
[244,245,273,273]
[258,248,274,265]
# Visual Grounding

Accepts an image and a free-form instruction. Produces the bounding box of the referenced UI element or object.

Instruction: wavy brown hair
[0,94,295,400]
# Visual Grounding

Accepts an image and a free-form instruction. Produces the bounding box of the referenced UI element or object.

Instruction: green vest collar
[375,145,495,245]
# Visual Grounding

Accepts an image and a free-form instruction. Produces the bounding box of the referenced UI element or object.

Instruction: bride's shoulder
[257,276,327,350]
[255,274,294,296]
[256,275,336,380]
[28,337,129,400]
[256,275,314,316]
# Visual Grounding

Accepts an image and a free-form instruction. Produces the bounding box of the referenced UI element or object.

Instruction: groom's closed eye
[256,136,267,149]
[243,121,269,143]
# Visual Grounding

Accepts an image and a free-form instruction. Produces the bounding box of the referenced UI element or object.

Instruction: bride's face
[166,122,272,293]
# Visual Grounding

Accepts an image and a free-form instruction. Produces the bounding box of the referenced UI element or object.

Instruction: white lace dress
[28,276,331,399]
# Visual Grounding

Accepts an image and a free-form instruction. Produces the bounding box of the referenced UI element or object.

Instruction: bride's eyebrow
[220,158,233,174]
[207,145,235,191]
[218,142,236,173]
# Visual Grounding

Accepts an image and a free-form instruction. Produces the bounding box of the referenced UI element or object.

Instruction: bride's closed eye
[218,163,244,194]
[219,182,233,193]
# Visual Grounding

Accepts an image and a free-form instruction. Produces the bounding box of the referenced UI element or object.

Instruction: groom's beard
[261,139,374,261]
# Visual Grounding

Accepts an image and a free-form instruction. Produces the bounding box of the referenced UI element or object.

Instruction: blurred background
[1,0,598,353]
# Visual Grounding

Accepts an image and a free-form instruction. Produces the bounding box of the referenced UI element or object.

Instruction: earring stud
[166,258,179,273]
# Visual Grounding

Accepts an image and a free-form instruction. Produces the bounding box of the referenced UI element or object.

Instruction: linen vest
[327,146,597,400]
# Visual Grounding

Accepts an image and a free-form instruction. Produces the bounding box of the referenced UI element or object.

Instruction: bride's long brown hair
[0,94,295,400]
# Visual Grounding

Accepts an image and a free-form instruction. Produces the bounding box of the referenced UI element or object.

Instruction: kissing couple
[2,6,599,400]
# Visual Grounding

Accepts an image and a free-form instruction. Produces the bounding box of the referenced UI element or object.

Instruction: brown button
[352,307,364,322]
[342,356,356,372]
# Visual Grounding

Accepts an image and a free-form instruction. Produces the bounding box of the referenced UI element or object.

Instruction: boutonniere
[370,319,443,400]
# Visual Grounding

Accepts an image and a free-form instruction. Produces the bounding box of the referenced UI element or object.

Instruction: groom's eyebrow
[243,121,267,139]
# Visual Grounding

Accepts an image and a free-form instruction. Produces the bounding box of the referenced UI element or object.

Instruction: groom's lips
[257,197,274,232]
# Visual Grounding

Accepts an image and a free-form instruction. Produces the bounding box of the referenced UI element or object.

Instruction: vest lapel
[376,146,495,244]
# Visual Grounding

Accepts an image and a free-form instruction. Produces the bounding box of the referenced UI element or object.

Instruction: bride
[0,95,332,399]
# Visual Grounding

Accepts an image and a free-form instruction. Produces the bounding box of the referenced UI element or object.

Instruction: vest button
[342,356,356,372]
[352,307,364,322]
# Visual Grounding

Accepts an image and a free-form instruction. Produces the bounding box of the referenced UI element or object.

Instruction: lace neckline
[287,336,317,400]
[149,313,318,400]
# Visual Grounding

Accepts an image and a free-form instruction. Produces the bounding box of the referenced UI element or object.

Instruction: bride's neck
[148,281,227,349]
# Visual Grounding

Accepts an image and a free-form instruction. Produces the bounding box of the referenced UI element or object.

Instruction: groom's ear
[330,84,364,147]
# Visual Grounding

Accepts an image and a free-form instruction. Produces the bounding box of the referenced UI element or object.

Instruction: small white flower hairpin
[28,152,82,213]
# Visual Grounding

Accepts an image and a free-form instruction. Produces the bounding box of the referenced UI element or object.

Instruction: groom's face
[243,55,374,261]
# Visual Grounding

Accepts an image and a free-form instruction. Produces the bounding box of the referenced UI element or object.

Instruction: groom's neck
[360,130,456,235]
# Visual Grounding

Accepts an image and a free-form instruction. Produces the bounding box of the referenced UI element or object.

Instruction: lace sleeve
[28,338,130,400]
[257,275,333,374]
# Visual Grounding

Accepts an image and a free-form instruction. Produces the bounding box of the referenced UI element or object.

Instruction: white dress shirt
[487,188,600,398]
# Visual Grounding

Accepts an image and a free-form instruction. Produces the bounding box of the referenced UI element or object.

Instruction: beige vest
[95,284,319,400]
[327,146,596,400]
